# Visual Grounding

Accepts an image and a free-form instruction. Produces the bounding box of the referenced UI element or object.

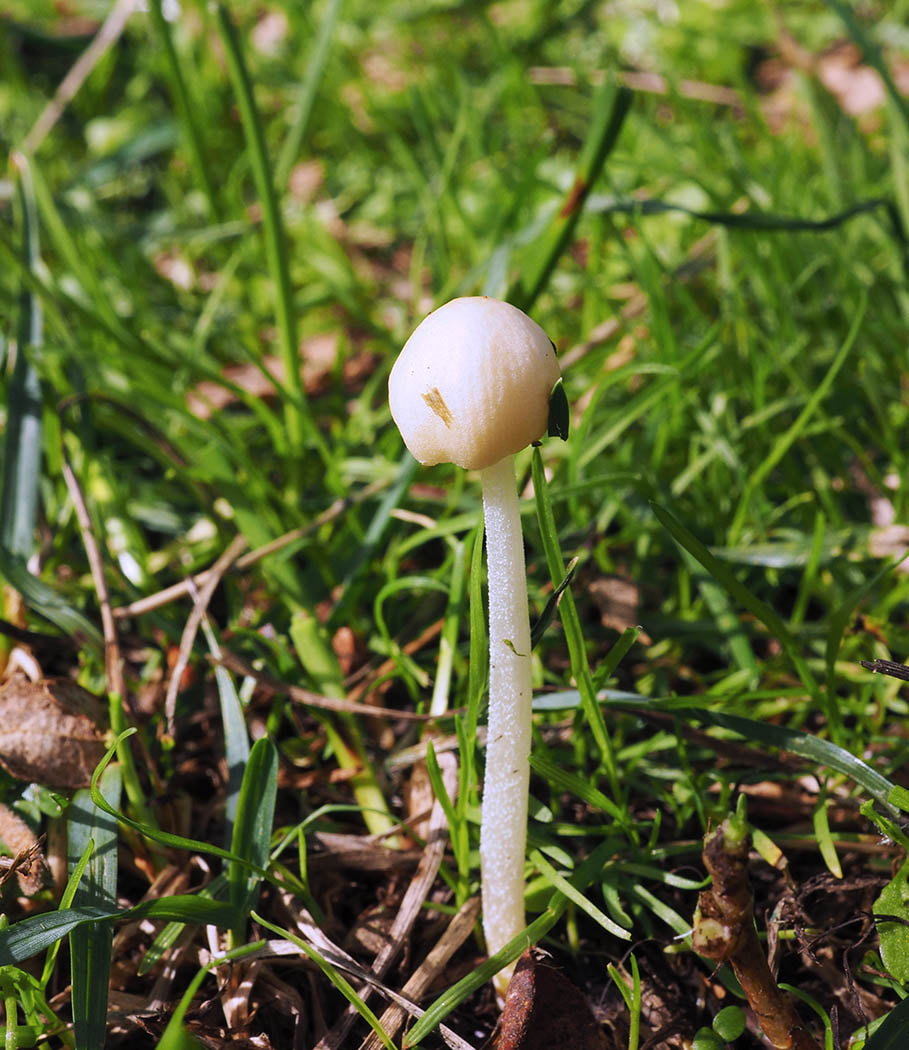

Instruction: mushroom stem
[479,453,533,995]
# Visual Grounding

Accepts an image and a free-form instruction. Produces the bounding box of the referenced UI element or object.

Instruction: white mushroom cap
[389,297,561,472]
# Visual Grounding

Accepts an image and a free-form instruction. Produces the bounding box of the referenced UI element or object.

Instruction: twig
[215,648,445,723]
[61,458,126,701]
[361,895,482,1050]
[528,66,743,110]
[268,901,477,1050]
[113,480,388,619]
[314,752,459,1050]
[346,617,445,705]
[692,816,822,1050]
[163,533,247,736]
[861,658,909,682]
[22,0,140,155]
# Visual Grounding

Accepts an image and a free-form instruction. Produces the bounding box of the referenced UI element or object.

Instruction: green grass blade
[863,986,909,1050]
[332,453,419,624]
[69,763,122,1050]
[199,617,249,838]
[147,0,219,218]
[155,940,264,1050]
[0,547,103,649]
[456,529,483,844]
[509,79,632,312]
[681,547,759,681]
[530,557,576,651]
[228,737,278,936]
[41,838,94,988]
[532,449,617,785]
[213,2,324,471]
[592,626,642,691]
[728,296,866,542]
[424,740,458,839]
[250,913,396,1050]
[812,795,843,879]
[612,697,898,814]
[1,163,43,560]
[407,838,616,1043]
[275,0,344,188]
[529,752,627,825]
[825,556,904,703]
[0,898,238,966]
[138,874,228,978]
[651,501,834,732]
[0,224,194,377]
[466,518,487,739]
[629,883,693,939]
[28,161,116,329]
[529,848,630,940]
[90,731,267,871]
[607,955,641,1050]
[588,192,904,234]
[405,906,565,1046]
[290,610,396,839]
[429,535,468,716]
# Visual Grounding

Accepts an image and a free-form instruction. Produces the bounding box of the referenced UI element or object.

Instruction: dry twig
[215,648,443,723]
[163,533,247,735]
[61,458,127,701]
[113,480,387,619]
[361,895,482,1050]
[314,751,459,1050]
[23,0,140,155]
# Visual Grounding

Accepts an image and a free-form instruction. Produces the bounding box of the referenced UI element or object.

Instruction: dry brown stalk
[22,0,139,155]
[362,895,482,1050]
[61,458,126,701]
[314,751,459,1050]
[692,817,821,1050]
[215,647,440,722]
[162,533,248,735]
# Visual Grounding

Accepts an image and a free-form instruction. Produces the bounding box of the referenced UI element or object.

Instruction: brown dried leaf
[497,948,608,1050]
[402,759,435,841]
[0,673,107,788]
[588,575,652,644]
[251,9,288,55]
[0,803,49,894]
[289,159,324,203]
[757,36,909,134]
[186,335,344,419]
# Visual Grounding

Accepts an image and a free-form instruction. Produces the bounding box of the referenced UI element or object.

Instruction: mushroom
[389,296,561,995]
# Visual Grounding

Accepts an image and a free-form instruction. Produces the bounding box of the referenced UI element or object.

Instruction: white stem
[479,455,532,997]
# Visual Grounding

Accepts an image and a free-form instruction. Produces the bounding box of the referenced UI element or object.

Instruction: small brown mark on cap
[422,387,453,427]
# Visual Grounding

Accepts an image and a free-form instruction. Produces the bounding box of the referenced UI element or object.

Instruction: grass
[1,0,909,1047]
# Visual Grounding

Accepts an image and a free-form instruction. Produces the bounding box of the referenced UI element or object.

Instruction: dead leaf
[497,948,608,1050]
[187,335,380,419]
[251,9,288,55]
[757,35,909,134]
[588,575,652,644]
[402,758,436,842]
[0,673,107,788]
[153,251,194,291]
[289,159,324,203]
[0,803,49,894]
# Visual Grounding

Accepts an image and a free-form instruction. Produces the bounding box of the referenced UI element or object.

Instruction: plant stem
[693,816,821,1050]
[479,455,532,996]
